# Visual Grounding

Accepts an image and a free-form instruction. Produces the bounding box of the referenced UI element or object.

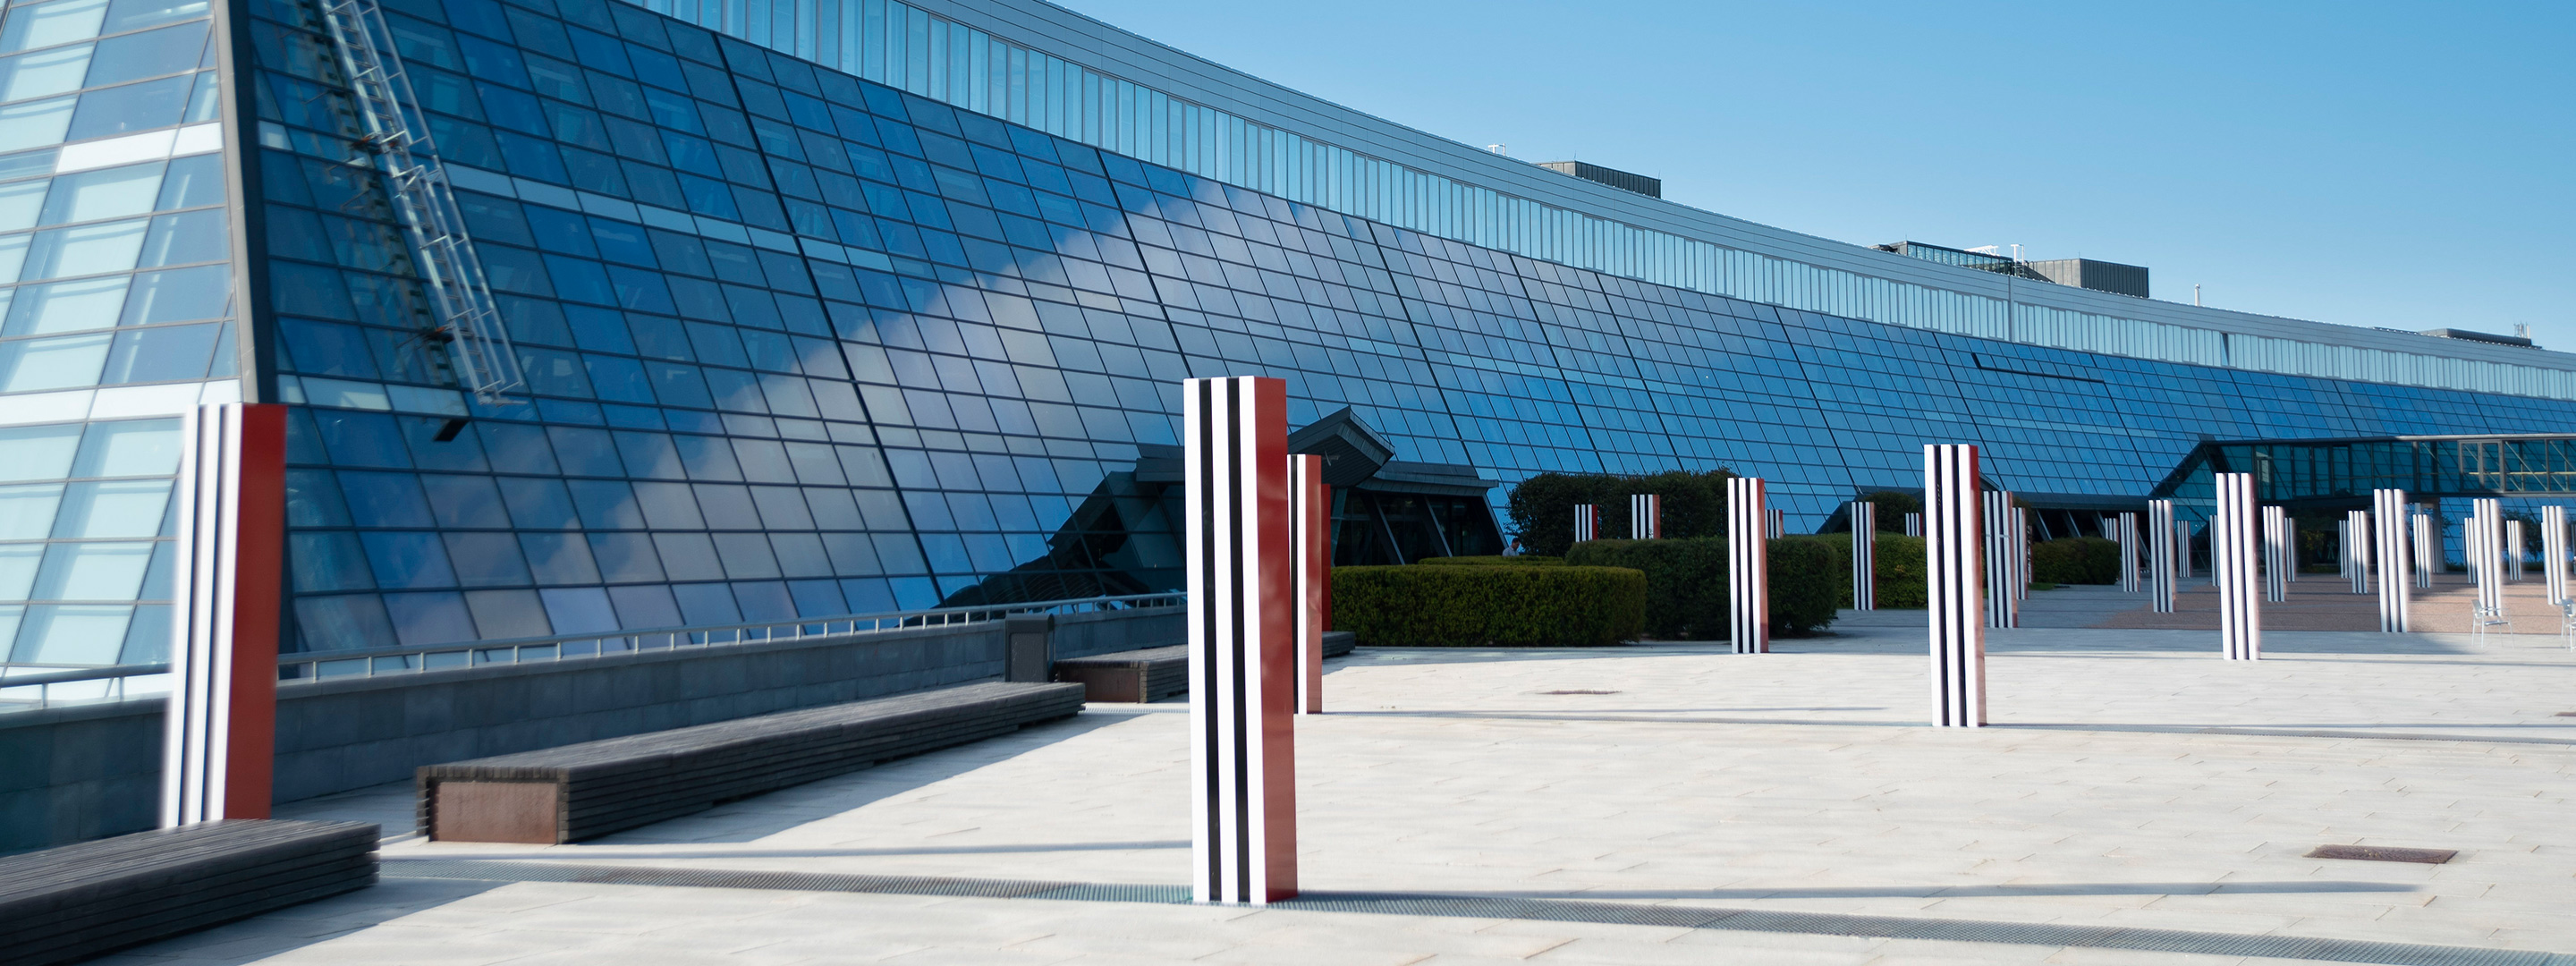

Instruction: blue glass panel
[360,531,456,589]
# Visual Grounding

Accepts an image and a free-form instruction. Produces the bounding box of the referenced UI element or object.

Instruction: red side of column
[1250,378,1297,901]
[225,403,286,819]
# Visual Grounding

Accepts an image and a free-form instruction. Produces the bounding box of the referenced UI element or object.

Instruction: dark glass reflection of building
[4,0,2572,665]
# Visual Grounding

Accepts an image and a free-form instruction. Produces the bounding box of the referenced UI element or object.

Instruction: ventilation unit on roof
[1537,161,1661,199]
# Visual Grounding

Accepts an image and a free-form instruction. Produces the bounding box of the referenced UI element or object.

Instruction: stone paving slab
[102,621,2576,965]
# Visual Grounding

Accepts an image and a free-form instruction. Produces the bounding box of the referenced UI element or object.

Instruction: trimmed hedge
[1506,470,1735,557]
[1782,533,1928,609]
[1331,565,1645,647]
[1563,538,1728,639]
[1563,537,1844,639]
[1419,555,1565,566]
[2031,537,2121,585]
[1767,538,1839,635]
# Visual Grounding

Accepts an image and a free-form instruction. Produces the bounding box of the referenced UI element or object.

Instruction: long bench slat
[419,681,1083,843]
[0,820,379,966]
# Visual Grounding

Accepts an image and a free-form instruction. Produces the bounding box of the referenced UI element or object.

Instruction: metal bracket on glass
[316,0,526,406]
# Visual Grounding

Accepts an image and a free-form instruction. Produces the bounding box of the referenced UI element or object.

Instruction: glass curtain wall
[0,0,239,669]
[233,0,2576,656]
[617,0,2576,403]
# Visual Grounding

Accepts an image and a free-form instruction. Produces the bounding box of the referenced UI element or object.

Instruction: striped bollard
[2507,520,2526,583]
[164,403,288,828]
[2013,507,2030,603]
[1727,477,1768,654]
[1184,377,1297,904]
[2148,500,2177,613]
[2546,506,2570,606]
[1572,504,1598,544]
[2472,499,2504,617]
[1851,501,1877,611]
[2373,491,2411,631]
[1904,513,1922,538]
[2411,513,2436,589]
[1982,491,2018,629]
[1290,454,1328,715]
[2260,505,2287,603]
[2214,472,2261,660]
[1926,445,1986,727]
[2114,512,2139,592]
[2346,511,2370,594]
[1631,494,1661,539]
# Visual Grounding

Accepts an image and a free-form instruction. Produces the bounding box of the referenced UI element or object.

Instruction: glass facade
[8,0,2576,665]
[0,0,240,668]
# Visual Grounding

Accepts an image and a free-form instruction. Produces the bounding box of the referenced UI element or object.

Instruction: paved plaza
[97,586,2576,965]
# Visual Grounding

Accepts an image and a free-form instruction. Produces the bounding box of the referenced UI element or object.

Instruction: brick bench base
[419,681,1085,843]
[1055,631,1354,702]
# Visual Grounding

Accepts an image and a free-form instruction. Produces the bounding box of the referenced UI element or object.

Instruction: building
[5,0,2575,668]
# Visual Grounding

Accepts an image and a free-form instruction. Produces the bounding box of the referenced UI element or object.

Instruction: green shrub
[1418,555,1564,566]
[1871,535,1928,608]
[1331,565,1644,647]
[1564,536,1847,639]
[1564,538,1729,639]
[1767,538,1839,635]
[1782,533,1928,609]
[1505,470,1736,557]
[2030,537,2121,585]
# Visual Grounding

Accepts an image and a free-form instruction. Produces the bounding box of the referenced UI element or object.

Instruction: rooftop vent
[1876,242,2149,299]
[2420,328,2534,347]
[1538,161,1660,199]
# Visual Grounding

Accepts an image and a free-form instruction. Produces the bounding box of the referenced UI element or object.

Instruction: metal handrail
[0,593,1182,712]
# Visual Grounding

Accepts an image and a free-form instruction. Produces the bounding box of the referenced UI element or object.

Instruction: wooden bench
[1055,631,1355,702]
[0,819,378,966]
[417,681,1084,843]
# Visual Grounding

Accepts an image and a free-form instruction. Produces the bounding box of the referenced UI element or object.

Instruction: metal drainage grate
[1537,690,1620,695]
[2307,844,2460,864]
[379,860,2576,966]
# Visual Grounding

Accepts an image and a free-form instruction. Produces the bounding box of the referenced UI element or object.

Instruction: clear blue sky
[1055,0,2575,349]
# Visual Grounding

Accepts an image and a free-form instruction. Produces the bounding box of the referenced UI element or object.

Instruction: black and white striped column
[1631,494,1661,539]
[1727,477,1769,654]
[2012,507,2030,603]
[1851,501,1877,611]
[2412,512,2436,589]
[2546,505,2568,606]
[2115,512,2140,593]
[1185,377,1298,904]
[2508,520,2526,583]
[2373,489,2411,631]
[2345,510,2370,594]
[2471,498,2504,617]
[1904,513,1922,537]
[1290,454,1328,716]
[2148,499,2177,614]
[2177,520,2194,580]
[2214,472,2262,661]
[1768,508,1785,539]
[1982,490,2019,629]
[1572,504,1598,544]
[1926,445,1986,727]
[2261,505,2288,604]
[164,403,288,827]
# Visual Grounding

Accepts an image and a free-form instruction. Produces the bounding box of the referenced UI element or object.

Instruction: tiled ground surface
[2091,572,2571,634]
[99,588,2576,965]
